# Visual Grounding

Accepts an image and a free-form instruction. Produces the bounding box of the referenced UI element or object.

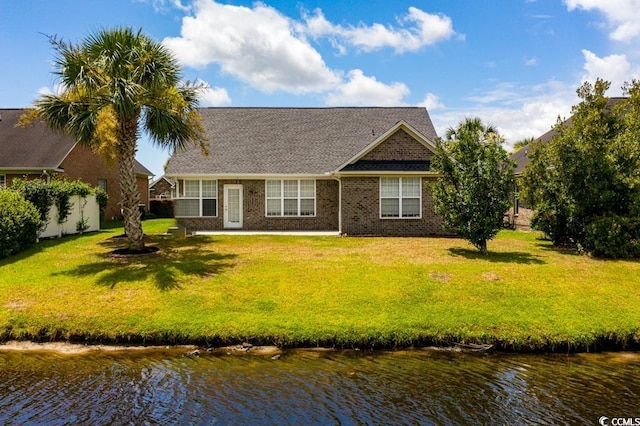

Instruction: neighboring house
[506,97,626,230]
[507,143,535,230]
[150,175,175,199]
[165,107,447,236]
[0,108,153,220]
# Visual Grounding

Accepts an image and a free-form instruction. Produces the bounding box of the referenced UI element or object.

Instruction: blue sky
[2,0,639,177]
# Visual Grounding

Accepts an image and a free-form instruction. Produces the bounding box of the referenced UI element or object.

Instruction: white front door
[224,184,243,228]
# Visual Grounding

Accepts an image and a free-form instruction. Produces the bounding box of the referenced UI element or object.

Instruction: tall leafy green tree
[521,78,640,250]
[25,27,206,251]
[432,118,515,254]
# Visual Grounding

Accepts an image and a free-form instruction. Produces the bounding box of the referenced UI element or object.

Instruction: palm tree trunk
[117,118,145,251]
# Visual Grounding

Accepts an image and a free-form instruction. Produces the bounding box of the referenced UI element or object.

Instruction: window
[266,180,315,217]
[97,179,107,192]
[175,179,217,217]
[380,177,421,218]
[0,175,5,189]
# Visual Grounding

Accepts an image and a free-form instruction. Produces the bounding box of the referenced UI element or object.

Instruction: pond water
[1,347,639,425]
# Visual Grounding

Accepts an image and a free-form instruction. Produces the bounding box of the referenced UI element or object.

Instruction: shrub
[583,215,640,259]
[12,179,105,226]
[150,200,174,218]
[0,190,42,258]
[11,179,53,229]
[94,187,109,212]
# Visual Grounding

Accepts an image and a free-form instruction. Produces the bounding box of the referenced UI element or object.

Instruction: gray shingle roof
[0,109,76,170]
[0,108,152,176]
[166,107,438,175]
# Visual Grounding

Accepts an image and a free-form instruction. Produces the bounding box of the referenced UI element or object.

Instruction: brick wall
[341,176,448,236]
[177,179,339,232]
[3,145,150,220]
[60,144,149,220]
[359,129,433,162]
[150,178,174,199]
[506,206,534,230]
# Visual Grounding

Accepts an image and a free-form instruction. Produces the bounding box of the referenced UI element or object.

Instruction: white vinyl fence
[39,195,100,239]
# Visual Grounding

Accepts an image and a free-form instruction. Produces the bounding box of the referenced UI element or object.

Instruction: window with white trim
[175,179,218,217]
[0,175,5,189]
[266,180,315,217]
[380,177,421,218]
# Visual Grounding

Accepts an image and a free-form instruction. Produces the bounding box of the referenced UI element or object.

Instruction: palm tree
[27,27,206,251]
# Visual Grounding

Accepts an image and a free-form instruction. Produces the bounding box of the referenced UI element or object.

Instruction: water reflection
[0,348,638,425]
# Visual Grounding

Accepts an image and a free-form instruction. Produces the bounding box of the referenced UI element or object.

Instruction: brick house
[0,108,153,220]
[166,107,447,236]
[150,176,175,199]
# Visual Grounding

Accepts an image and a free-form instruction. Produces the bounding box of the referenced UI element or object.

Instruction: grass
[1,218,639,352]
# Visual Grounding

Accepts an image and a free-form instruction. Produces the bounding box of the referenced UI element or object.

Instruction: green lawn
[1,219,639,351]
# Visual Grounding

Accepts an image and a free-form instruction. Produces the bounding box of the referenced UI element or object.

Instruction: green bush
[0,190,42,258]
[11,179,53,228]
[150,200,174,218]
[12,179,105,226]
[583,215,640,259]
[94,187,109,212]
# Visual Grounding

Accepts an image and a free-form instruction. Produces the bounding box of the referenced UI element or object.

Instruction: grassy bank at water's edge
[1,219,639,352]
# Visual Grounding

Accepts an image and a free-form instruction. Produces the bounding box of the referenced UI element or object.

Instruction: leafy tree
[512,137,534,153]
[24,27,206,251]
[520,78,640,252]
[432,118,515,254]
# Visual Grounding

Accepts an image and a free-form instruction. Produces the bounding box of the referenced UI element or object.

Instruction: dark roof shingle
[166,107,437,175]
[0,109,76,170]
[0,108,152,176]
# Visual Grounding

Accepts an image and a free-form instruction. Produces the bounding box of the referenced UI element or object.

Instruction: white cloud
[431,45,640,147]
[564,0,640,41]
[199,86,231,106]
[325,69,410,106]
[581,49,640,93]
[36,83,65,97]
[135,0,190,13]
[161,1,457,100]
[525,57,538,66]
[417,92,445,110]
[36,86,55,97]
[430,80,577,147]
[465,82,519,105]
[302,7,457,53]
[163,0,341,94]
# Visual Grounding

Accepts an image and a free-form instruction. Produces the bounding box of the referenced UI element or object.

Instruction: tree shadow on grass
[53,236,236,291]
[0,230,116,267]
[534,242,582,257]
[448,247,546,265]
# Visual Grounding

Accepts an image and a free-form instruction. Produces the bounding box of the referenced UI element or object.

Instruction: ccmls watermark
[599,417,640,426]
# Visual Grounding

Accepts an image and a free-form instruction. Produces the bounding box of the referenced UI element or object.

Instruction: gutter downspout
[329,173,342,236]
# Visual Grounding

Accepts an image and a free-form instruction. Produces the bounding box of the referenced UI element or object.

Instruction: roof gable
[166,107,438,176]
[150,175,175,187]
[337,121,435,172]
